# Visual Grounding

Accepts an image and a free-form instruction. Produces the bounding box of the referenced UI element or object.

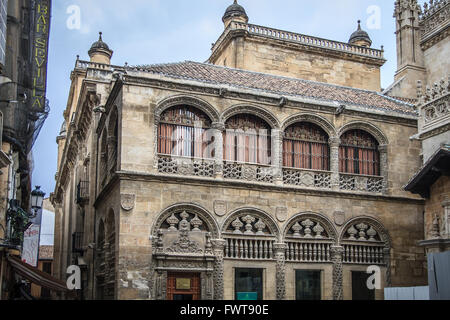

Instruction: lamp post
[30,186,45,219]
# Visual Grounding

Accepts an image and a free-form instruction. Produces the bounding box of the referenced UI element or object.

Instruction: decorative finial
[99,32,103,41]
[357,20,361,30]
[234,0,238,4]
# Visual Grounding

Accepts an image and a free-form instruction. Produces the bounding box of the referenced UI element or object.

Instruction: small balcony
[72,232,84,254]
[76,180,89,204]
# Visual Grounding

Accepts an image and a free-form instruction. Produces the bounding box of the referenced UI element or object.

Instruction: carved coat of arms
[121,194,135,211]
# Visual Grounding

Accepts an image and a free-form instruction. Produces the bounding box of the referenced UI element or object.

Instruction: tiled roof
[132,61,417,117]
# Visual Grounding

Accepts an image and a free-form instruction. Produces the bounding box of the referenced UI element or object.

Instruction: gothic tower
[392,0,427,99]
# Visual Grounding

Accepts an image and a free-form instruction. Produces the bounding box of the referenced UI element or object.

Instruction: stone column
[442,198,450,239]
[329,137,341,191]
[152,115,160,173]
[155,270,167,300]
[211,239,226,300]
[331,245,344,300]
[383,248,392,287]
[212,122,225,179]
[272,129,283,185]
[274,243,287,300]
[378,145,388,194]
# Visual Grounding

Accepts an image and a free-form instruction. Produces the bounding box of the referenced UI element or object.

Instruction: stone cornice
[113,170,425,205]
[123,74,418,127]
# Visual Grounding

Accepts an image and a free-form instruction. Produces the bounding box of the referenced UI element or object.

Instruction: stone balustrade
[157,153,385,194]
[212,21,385,60]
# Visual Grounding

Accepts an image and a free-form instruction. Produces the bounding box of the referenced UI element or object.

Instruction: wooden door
[167,273,201,300]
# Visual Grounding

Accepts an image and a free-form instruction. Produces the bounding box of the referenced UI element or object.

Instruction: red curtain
[283,140,329,171]
[158,123,209,158]
[223,129,271,165]
[339,146,379,175]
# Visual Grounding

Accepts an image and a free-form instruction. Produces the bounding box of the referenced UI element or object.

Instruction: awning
[404,146,450,198]
[7,255,69,292]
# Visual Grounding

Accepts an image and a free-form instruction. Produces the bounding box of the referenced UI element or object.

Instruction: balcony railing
[157,154,215,178]
[283,167,332,189]
[223,162,274,183]
[156,154,385,194]
[285,240,333,263]
[339,173,383,193]
[223,236,275,260]
[76,180,89,204]
[72,232,84,254]
[342,242,386,265]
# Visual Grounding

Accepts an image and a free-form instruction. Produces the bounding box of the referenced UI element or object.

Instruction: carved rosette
[273,243,287,300]
[331,246,344,300]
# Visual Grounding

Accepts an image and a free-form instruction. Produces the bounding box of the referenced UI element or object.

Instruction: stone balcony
[156,154,385,195]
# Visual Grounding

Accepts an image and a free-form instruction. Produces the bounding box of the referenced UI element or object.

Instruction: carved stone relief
[214,200,227,217]
[121,194,135,212]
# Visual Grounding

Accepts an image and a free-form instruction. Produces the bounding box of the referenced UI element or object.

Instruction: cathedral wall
[423,38,450,86]
[424,176,450,240]
[213,38,382,91]
[114,177,426,300]
[423,131,450,163]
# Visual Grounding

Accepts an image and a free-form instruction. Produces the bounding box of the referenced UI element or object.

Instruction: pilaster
[329,137,341,191]
[331,245,344,300]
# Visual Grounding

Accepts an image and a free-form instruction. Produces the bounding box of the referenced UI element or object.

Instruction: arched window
[223,114,271,165]
[283,122,330,171]
[339,130,380,176]
[158,106,212,158]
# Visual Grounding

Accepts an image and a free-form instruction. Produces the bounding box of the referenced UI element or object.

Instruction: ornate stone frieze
[419,0,449,40]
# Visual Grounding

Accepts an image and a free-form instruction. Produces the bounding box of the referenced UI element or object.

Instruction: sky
[32,0,427,196]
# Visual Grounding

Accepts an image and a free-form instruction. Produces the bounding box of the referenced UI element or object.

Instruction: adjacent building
[401,0,450,290]
[52,1,436,300]
[0,0,63,300]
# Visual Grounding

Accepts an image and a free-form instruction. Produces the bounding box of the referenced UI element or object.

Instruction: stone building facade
[52,1,431,300]
[403,0,450,258]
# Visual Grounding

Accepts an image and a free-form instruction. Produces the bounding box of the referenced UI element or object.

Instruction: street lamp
[30,186,45,217]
